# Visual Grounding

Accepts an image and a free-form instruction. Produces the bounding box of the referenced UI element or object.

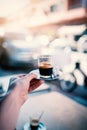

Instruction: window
[68,0,83,9]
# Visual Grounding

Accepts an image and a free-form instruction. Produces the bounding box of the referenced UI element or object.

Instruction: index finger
[25,73,37,82]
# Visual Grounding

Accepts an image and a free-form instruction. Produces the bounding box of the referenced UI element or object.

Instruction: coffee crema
[30,119,39,130]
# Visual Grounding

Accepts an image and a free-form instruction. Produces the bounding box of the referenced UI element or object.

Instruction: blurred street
[0,50,87,106]
[0,1,87,130]
[1,50,87,76]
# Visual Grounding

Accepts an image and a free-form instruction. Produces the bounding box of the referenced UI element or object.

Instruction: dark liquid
[30,119,39,130]
[39,62,53,77]
[39,67,53,76]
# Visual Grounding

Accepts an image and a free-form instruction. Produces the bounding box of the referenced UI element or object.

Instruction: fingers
[17,74,26,78]
[9,74,25,86]
[25,73,37,82]
[10,73,37,85]
[29,79,44,92]
[9,73,43,93]
[30,79,41,86]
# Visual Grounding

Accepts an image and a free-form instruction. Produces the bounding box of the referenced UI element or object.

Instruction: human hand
[9,73,44,105]
[0,74,44,130]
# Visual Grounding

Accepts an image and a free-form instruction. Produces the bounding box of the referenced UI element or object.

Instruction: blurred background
[0,0,87,105]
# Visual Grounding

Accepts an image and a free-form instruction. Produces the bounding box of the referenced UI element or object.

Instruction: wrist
[0,87,22,130]
[10,88,22,108]
[13,84,28,106]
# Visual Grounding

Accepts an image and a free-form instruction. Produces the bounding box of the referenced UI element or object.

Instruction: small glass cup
[29,111,44,130]
[30,118,39,130]
[38,55,53,79]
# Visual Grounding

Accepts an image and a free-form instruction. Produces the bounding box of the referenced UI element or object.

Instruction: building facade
[28,0,87,34]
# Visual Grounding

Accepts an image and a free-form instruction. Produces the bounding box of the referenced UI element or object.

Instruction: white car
[1,39,42,67]
[77,35,87,53]
[49,38,70,49]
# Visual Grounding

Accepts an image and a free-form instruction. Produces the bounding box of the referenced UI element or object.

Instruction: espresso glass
[38,55,53,78]
[30,119,39,130]
[29,111,44,130]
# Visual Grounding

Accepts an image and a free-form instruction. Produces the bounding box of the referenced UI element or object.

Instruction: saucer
[0,91,7,101]
[23,122,47,130]
[30,69,59,80]
[0,87,7,101]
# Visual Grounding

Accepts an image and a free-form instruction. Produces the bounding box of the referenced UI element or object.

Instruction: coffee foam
[39,62,53,68]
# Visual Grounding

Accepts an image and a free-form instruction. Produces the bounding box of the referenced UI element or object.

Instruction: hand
[0,73,44,130]
[9,73,44,105]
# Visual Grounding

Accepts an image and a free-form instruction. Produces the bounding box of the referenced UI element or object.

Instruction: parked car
[77,35,87,53]
[59,72,77,92]
[0,39,43,68]
[48,38,70,49]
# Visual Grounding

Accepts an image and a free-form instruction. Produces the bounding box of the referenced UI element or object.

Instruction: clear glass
[38,55,53,78]
[29,111,44,130]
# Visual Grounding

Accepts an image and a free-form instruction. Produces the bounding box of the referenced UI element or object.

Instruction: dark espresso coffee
[30,119,39,130]
[39,62,53,78]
